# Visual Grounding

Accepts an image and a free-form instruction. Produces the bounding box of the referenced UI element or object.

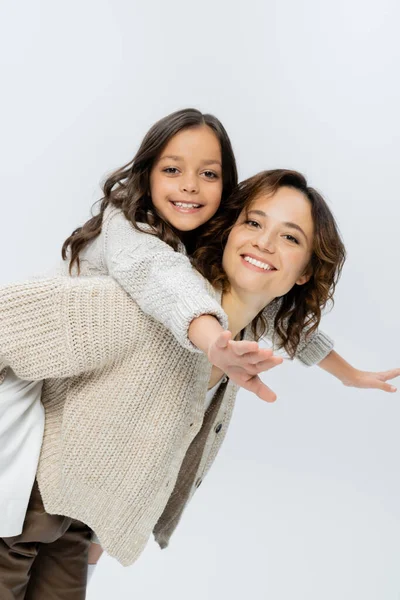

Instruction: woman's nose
[253,231,276,252]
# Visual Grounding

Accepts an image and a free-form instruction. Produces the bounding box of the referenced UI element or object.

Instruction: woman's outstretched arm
[318,350,399,392]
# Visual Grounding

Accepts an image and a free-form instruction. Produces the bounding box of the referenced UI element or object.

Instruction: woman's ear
[296,269,312,286]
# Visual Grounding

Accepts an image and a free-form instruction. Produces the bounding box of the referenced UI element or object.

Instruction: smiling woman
[193,169,345,359]
[222,186,314,309]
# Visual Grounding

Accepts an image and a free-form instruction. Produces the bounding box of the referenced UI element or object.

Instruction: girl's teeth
[243,256,273,270]
[173,202,201,209]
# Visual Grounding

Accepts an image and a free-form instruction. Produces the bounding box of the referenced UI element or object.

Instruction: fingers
[214,330,232,349]
[367,377,397,393]
[376,380,397,392]
[235,357,283,376]
[227,339,259,356]
[251,356,284,372]
[368,369,400,392]
[243,349,283,366]
[236,347,273,363]
[379,369,400,382]
[242,376,277,403]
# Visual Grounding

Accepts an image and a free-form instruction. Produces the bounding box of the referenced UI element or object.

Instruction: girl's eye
[283,234,299,244]
[163,167,180,174]
[245,219,260,228]
[202,171,218,179]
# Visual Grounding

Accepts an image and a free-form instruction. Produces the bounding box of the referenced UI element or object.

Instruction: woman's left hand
[342,368,400,392]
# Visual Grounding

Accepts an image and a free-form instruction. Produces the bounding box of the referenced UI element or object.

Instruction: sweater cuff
[296,330,334,366]
[169,299,228,353]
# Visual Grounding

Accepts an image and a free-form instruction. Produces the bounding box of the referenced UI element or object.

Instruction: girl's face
[222,186,314,308]
[149,126,223,231]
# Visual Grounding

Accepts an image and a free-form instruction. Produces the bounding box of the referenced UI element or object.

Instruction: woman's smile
[222,186,314,310]
[240,253,277,272]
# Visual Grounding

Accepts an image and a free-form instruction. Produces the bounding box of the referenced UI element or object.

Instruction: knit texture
[259,299,334,366]
[59,205,229,351]
[0,276,234,565]
[0,275,333,566]
[0,207,334,564]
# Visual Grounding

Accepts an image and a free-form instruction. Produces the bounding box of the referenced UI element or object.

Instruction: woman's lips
[240,254,277,273]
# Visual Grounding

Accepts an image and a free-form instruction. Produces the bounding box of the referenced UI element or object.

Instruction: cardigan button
[195,478,202,489]
[215,423,222,434]
[222,376,228,384]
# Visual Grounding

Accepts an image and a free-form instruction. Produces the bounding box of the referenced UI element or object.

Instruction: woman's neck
[221,289,274,338]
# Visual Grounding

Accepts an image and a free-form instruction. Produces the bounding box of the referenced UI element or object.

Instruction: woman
[0,170,398,599]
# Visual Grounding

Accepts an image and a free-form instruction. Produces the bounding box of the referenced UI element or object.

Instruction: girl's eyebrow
[247,209,309,242]
[159,155,222,167]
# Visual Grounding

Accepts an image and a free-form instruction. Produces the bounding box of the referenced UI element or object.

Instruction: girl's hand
[342,368,400,393]
[207,331,283,403]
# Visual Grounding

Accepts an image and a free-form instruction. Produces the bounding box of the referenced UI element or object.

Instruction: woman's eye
[284,234,299,244]
[163,167,179,174]
[245,219,260,228]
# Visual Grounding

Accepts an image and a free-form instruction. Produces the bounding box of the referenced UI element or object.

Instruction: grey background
[1,0,399,598]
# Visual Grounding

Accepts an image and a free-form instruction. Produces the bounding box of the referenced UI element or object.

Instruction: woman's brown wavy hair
[62,108,238,273]
[192,169,346,358]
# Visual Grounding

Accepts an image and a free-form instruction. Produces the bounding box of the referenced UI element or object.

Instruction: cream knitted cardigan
[0,208,333,565]
[0,275,333,566]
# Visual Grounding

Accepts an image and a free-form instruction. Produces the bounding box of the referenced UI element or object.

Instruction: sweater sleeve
[102,209,228,352]
[261,300,334,366]
[0,277,136,380]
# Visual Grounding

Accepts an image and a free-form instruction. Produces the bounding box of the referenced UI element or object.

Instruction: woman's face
[222,186,314,307]
[149,126,223,231]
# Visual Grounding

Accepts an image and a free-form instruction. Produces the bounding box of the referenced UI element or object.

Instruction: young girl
[0,170,398,599]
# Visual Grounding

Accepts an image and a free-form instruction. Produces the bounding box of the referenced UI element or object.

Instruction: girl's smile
[149,126,223,231]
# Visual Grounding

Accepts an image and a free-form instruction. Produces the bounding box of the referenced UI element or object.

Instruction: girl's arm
[103,209,229,352]
[0,276,136,380]
[318,350,399,392]
[103,210,284,401]
[0,276,281,402]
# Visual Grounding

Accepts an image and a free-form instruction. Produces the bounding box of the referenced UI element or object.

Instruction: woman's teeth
[243,256,274,270]
[172,202,201,209]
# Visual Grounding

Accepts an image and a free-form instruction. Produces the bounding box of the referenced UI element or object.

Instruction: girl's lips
[169,201,203,214]
[240,255,276,273]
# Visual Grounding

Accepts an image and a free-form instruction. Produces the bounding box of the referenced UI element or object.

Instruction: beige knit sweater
[0,208,333,565]
[0,275,333,566]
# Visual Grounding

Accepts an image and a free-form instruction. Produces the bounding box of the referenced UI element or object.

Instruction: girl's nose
[181,175,199,194]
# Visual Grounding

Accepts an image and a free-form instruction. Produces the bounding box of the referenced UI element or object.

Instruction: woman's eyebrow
[159,155,222,166]
[247,209,309,242]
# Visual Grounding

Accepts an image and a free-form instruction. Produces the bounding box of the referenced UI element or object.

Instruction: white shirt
[204,376,227,411]
[0,368,44,536]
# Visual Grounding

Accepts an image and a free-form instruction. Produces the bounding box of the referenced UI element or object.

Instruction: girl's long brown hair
[192,169,346,358]
[62,108,238,273]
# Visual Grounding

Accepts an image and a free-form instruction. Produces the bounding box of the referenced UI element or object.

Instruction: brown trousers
[0,481,92,600]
